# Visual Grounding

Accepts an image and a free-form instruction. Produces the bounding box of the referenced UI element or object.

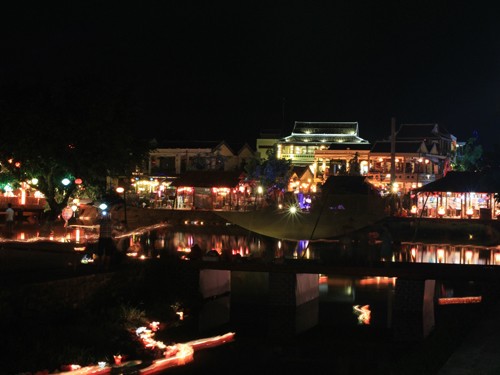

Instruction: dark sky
[1,2,499,149]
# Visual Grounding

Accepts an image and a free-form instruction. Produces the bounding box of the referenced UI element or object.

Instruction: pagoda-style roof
[292,121,359,136]
[282,134,366,143]
[278,121,370,144]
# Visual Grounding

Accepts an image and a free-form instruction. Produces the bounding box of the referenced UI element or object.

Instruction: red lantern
[75,178,83,185]
[61,206,73,222]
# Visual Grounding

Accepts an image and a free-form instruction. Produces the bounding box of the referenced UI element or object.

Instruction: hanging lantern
[61,206,73,223]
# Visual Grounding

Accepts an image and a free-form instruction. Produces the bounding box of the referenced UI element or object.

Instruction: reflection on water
[319,275,396,330]
[5,223,500,266]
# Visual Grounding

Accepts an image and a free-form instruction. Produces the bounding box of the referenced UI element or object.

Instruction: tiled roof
[396,124,453,140]
[282,135,364,143]
[415,170,500,193]
[321,175,380,194]
[153,140,255,154]
[370,141,424,154]
[291,165,311,178]
[170,170,244,188]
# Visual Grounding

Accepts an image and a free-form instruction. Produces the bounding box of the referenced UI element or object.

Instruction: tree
[0,79,153,224]
[244,148,292,202]
[452,137,483,172]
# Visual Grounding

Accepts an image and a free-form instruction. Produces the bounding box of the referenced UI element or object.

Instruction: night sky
[1,2,499,150]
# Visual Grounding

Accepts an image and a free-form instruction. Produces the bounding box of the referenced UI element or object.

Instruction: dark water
[146,231,489,374]
[160,274,396,374]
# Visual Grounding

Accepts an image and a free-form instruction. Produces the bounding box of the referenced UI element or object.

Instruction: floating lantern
[410,205,417,215]
[437,206,445,217]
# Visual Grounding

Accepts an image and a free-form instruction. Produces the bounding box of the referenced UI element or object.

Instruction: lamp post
[116,187,128,227]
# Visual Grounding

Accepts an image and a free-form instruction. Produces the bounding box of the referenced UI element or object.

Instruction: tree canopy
[452,136,483,172]
[0,79,153,220]
[244,148,292,196]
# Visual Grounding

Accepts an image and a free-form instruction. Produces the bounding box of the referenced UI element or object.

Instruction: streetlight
[116,187,128,227]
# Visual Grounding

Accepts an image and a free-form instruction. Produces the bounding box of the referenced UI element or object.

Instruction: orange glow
[178,187,193,193]
[437,248,445,263]
[410,247,417,261]
[353,304,371,325]
[438,296,482,305]
[357,277,396,286]
[465,250,473,264]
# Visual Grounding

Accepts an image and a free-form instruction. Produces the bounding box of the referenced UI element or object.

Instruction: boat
[215,176,388,241]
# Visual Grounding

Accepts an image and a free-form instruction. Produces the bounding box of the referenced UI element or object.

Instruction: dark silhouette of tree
[0,79,153,223]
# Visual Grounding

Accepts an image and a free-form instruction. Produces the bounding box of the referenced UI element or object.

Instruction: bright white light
[61,178,71,186]
[99,203,108,210]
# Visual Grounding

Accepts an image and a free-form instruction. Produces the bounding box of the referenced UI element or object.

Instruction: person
[189,243,203,260]
[96,212,117,270]
[5,203,15,237]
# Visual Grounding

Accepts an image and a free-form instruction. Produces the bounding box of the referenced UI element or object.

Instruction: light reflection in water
[3,224,500,265]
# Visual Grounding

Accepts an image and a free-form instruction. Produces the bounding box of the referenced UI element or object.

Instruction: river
[131,228,488,374]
